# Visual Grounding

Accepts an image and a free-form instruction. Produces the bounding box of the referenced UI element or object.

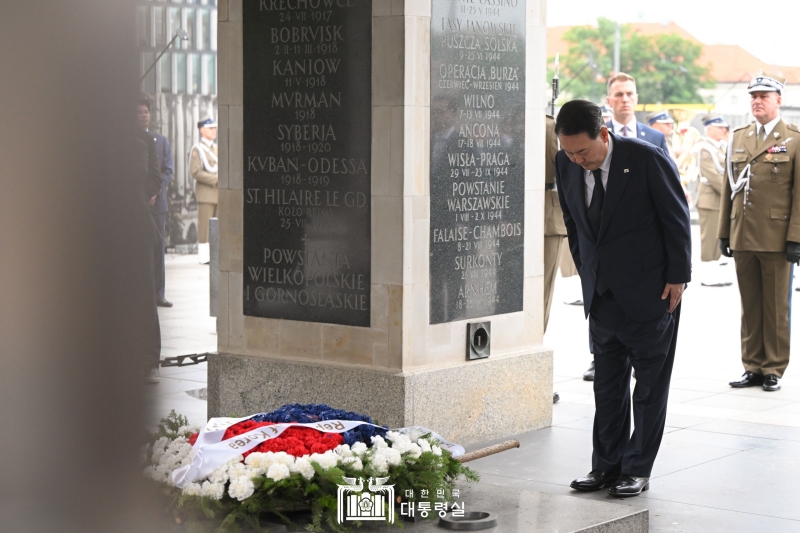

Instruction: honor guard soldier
[544,115,568,333]
[719,73,800,392]
[646,110,676,159]
[190,117,219,264]
[695,114,732,287]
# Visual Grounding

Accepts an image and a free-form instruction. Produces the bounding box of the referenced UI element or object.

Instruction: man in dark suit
[555,100,691,497]
[137,99,174,308]
[605,72,669,151]
[582,73,670,382]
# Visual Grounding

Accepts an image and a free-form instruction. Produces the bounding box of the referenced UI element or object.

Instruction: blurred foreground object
[0,2,162,531]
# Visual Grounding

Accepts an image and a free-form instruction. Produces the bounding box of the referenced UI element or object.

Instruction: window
[136,6,150,47]
[190,53,201,94]
[160,52,172,92]
[176,53,187,93]
[169,7,181,42]
[142,52,156,93]
[154,6,166,47]
[203,54,216,95]
[201,10,210,50]
[185,9,196,50]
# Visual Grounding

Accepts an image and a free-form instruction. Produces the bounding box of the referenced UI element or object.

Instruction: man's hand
[661,283,685,313]
[719,238,733,258]
[149,195,157,206]
[786,241,800,264]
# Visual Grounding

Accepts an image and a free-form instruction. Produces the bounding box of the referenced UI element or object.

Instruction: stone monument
[211,0,552,445]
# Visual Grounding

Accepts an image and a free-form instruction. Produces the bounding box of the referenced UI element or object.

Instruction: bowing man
[554,100,691,497]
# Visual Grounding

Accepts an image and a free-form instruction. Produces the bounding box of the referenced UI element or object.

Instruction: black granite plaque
[429,0,526,324]
[243,0,371,327]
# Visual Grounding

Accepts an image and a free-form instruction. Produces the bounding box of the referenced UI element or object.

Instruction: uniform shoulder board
[733,123,751,132]
[787,123,800,133]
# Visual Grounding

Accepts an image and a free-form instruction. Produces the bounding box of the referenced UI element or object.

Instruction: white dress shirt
[757,115,781,141]
[611,118,637,138]
[584,136,614,206]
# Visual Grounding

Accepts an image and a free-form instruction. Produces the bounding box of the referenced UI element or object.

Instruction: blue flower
[251,403,388,446]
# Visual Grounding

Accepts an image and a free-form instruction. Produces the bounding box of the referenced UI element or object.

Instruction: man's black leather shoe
[729,371,763,388]
[157,297,173,308]
[763,374,781,391]
[570,470,618,492]
[608,475,649,497]
[583,361,595,381]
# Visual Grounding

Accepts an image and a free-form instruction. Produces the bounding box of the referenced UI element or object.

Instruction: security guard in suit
[719,73,800,392]
[695,114,732,287]
[544,115,568,332]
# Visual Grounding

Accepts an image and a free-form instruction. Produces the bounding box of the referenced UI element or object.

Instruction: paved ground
[152,225,800,532]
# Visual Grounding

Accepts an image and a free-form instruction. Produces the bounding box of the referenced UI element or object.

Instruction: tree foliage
[548,18,712,105]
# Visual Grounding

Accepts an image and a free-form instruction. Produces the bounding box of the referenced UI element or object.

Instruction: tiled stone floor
[152,225,800,531]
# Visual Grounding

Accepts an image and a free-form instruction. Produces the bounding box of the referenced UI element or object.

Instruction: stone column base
[208,349,552,445]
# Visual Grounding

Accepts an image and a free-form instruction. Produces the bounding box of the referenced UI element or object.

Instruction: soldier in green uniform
[544,115,568,332]
[695,114,732,287]
[719,73,800,392]
[544,115,568,404]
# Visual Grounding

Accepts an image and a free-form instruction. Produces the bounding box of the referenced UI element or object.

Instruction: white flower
[418,439,432,453]
[228,476,256,501]
[208,466,230,485]
[406,443,422,459]
[389,434,413,454]
[228,463,247,479]
[201,481,225,500]
[272,451,295,467]
[155,464,172,484]
[383,447,402,466]
[432,445,442,456]
[334,444,353,458]
[178,425,201,437]
[342,456,363,470]
[266,463,291,482]
[182,483,202,497]
[309,451,339,470]
[370,453,389,474]
[143,465,156,480]
[290,457,316,480]
[371,435,388,449]
[245,452,273,473]
[351,442,368,456]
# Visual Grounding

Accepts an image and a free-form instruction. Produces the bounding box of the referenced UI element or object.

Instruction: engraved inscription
[243,0,371,326]
[429,0,525,324]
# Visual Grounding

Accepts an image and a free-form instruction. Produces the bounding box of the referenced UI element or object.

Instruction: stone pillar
[212,0,551,445]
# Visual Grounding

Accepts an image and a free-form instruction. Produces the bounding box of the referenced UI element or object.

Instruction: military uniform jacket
[695,137,725,211]
[190,141,219,205]
[719,119,800,252]
[545,116,567,237]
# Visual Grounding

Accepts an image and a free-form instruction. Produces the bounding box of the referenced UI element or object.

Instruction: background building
[137,0,218,249]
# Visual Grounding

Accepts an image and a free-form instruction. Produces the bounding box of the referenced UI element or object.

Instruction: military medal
[766,154,773,161]
[772,165,780,174]
[767,145,787,153]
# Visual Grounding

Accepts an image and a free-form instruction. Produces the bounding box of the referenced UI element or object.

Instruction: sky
[548,0,800,67]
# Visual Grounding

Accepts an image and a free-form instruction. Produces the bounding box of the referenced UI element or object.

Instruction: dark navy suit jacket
[147,130,174,214]
[555,133,691,322]
[606,120,668,153]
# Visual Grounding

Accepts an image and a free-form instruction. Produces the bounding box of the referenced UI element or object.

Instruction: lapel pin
[640,131,645,136]
[775,132,781,138]
[748,131,754,136]
[624,169,629,173]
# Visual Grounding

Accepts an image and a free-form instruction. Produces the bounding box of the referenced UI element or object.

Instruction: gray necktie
[621,125,630,137]
[759,126,766,143]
